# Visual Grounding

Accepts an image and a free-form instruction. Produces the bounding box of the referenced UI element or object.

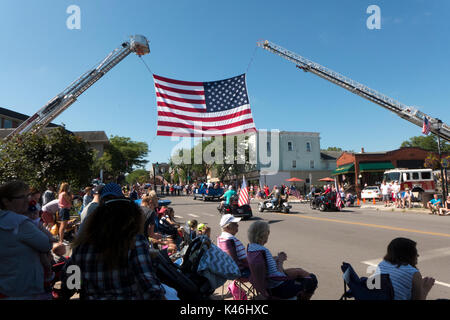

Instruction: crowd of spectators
[0,178,441,301]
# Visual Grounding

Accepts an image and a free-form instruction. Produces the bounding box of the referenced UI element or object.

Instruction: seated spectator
[439,195,450,216]
[70,197,165,299]
[217,214,250,278]
[140,193,161,241]
[187,220,198,240]
[401,188,412,209]
[197,223,211,238]
[0,180,53,300]
[375,237,435,300]
[427,194,442,215]
[247,221,317,300]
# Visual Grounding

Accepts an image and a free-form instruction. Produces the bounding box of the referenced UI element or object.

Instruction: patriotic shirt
[376,260,418,300]
[219,232,247,261]
[247,243,285,288]
[70,234,165,300]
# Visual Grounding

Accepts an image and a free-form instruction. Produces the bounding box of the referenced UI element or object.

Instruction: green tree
[325,147,343,152]
[401,135,450,153]
[97,135,149,182]
[126,169,149,185]
[0,127,94,191]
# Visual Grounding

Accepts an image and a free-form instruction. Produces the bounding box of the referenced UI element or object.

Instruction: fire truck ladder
[257,40,450,142]
[5,35,150,140]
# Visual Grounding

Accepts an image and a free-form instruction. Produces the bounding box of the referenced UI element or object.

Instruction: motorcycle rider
[268,185,281,208]
[219,185,237,211]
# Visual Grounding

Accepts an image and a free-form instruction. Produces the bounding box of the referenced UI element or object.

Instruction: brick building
[333,147,442,194]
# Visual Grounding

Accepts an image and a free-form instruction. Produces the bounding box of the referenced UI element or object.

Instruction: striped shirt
[219,232,247,260]
[247,243,285,288]
[376,260,418,300]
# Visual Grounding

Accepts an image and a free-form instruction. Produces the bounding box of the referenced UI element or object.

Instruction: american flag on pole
[422,117,430,135]
[153,74,256,137]
[335,179,344,210]
[238,176,250,207]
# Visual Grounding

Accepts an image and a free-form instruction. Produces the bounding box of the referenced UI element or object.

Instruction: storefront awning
[332,163,355,176]
[359,162,395,173]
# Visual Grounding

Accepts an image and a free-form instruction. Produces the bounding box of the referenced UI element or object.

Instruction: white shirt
[380,184,390,195]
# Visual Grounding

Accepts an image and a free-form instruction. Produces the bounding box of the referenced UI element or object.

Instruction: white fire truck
[383,168,436,201]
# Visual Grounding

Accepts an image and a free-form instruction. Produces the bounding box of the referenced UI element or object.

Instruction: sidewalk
[358,202,430,214]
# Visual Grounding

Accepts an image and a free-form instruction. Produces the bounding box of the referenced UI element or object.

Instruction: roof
[0,107,58,127]
[321,151,343,160]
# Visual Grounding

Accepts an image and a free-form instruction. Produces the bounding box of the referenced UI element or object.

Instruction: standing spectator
[165,184,170,196]
[392,181,401,208]
[129,186,138,201]
[42,185,55,206]
[160,184,164,195]
[380,181,391,207]
[264,185,270,198]
[0,180,53,299]
[375,237,434,300]
[83,186,94,208]
[58,183,72,244]
[79,185,103,231]
[402,188,412,209]
[41,199,59,231]
[69,197,165,300]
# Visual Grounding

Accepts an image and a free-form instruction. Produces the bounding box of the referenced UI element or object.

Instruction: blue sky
[1,0,449,170]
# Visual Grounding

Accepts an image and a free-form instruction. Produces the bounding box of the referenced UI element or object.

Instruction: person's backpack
[340,262,394,300]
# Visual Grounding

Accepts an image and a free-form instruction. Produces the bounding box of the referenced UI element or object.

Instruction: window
[306,178,310,183]
[267,142,271,153]
[287,141,293,151]
[3,118,12,128]
[306,142,311,152]
[292,160,296,168]
[421,172,431,180]
[310,160,315,169]
[412,172,419,180]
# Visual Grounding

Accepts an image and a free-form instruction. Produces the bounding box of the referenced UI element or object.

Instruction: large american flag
[238,175,250,207]
[422,116,430,135]
[153,74,256,137]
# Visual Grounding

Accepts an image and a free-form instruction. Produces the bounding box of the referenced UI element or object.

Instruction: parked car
[361,186,381,200]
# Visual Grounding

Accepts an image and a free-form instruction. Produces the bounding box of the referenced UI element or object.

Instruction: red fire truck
[383,168,436,201]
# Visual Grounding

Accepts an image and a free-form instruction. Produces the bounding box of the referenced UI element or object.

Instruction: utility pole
[436,120,447,200]
[153,162,158,193]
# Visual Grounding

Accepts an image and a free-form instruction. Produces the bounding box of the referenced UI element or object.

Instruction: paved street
[165,195,450,300]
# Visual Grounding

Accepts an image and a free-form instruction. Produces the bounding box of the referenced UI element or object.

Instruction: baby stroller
[153,236,215,300]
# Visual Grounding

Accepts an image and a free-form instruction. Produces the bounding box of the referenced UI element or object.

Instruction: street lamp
[153,162,158,192]
[436,119,447,200]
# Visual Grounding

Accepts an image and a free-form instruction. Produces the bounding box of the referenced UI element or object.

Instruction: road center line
[188,214,200,218]
[285,214,450,238]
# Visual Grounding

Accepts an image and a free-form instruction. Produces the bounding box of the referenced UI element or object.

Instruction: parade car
[193,186,224,201]
[360,186,382,200]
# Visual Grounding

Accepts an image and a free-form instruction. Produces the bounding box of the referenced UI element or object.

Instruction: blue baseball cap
[100,183,124,199]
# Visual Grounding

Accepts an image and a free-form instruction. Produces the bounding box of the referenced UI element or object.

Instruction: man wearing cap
[218,214,250,278]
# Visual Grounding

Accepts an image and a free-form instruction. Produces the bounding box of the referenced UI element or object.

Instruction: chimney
[361,147,365,153]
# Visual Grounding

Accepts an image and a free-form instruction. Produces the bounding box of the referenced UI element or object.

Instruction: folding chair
[340,262,394,300]
[217,237,256,300]
[246,248,295,300]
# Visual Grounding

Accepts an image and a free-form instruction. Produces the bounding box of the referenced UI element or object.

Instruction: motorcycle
[217,195,253,220]
[258,196,292,214]
[311,193,340,212]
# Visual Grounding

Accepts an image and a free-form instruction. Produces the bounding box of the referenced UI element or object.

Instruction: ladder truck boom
[257,40,450,142]
[6,35,150,140]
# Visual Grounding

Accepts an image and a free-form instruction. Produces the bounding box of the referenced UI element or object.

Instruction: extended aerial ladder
[257,40,450,142]
[5,35,150,140]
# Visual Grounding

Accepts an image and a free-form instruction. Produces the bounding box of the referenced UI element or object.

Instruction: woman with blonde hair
[57,182,72,244]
